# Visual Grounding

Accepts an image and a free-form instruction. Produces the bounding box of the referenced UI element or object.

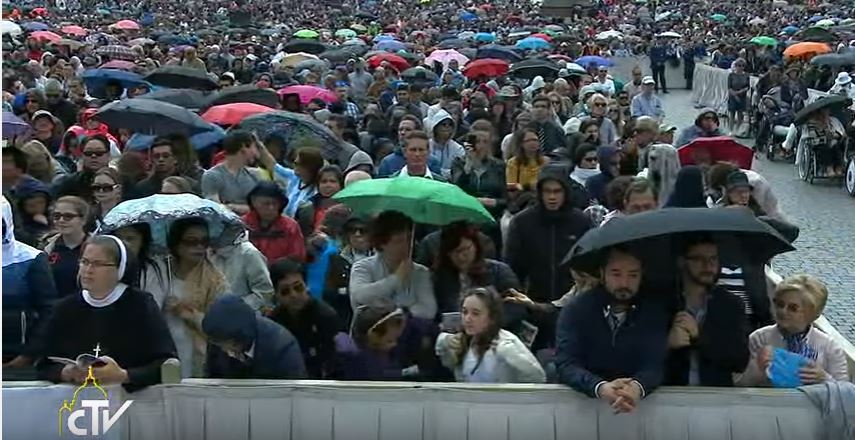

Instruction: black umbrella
[564,208,795,275]
[401,67,438,86]
[135,89,212,110]
[355,11,377,20]
[320,48,357,63]
[794,95,850,125]
[810,52,855,67]
[142,66,218,91]
[204,85,281,109]
[796,27,836,43]
[508,58,560,79]
[282,39,327,55]
[439,38,467,50]
[92,99,213,136]
[476,44,523,62]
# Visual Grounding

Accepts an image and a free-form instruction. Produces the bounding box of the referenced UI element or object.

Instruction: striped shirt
[718,266,753,315]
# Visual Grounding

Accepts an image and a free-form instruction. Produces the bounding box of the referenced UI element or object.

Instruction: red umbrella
[100,60,138,71]
[678,136,754,170]
[31,7,47,16]
[462,58,509,79]
[202,103,274,126]
[529,33,553,42]
[113,19,140,31]
[367,53,409,71]
[277,85,338,105]
[30,31,62,43]
[61,25,87,36]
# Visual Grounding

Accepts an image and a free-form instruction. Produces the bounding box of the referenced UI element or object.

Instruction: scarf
[780,326,818,361]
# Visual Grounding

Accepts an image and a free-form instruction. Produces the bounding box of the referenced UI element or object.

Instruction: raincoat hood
[2,195,41,268]
[426,108,457,140]
[201,295,258,349]
[345,150,375,174]
[664,165,706,208]
[536,164,573,212]
[597,145,620,178]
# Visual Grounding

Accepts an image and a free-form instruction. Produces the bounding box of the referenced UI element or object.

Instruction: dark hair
[350,301,404,349]
[2,146,28,173]
[402,130,429,148]
[436,222,487,281]
[294,147,324,184]
[81,134,111,152]
[317,164,344,187]
[222,129,254,155]
[370,211,413,248]
[455,287,503,366]
[624,177,657,203]
[574,143,598,166]
[83,235,140,286]
[326,113,347,129]
[269,258,304,288]
[531,95,551,107]
[166,217,209,257]
[510,124,543,166]
[605,176,634,211]
[399,114,422,130]
[679,232,718,257]
[150,137,173,153]
[578,118,601,135]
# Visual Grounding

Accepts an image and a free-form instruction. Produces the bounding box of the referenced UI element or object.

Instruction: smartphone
[441,312,462,332]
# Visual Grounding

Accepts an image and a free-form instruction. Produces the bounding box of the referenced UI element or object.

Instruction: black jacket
[663,286,751,386]
[504,166,592,302]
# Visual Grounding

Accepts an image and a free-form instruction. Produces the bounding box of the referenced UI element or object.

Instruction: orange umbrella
[783,42,831,57]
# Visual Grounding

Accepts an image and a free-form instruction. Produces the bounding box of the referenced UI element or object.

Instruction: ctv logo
[58,367,133,436]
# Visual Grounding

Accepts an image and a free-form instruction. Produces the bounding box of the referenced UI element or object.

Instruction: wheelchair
[796,129,850,186]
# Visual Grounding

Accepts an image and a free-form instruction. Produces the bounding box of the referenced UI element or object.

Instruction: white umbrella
[749,17,767,25]
[655,12,673,22]
[772,0,788,7]
[595,30,623,40]
[618,24,637,33]
[1,20,22,36]
[565,63,587,74]
[816,19,836,28]
[656,31,682,39]
[457,31,475,41]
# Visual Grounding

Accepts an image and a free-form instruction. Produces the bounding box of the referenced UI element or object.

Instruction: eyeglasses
[91,184,117,193]
[83,150,108,158]
[180,237,209,248]
[52,212,80,221]
[79,258,117,269]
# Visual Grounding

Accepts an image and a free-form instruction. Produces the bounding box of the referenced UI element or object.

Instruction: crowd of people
[1,0,852,415]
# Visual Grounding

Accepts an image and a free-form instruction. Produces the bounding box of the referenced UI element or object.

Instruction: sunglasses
[52,212,80,221]
[592,102,607,108]
[83,150,107,158]
[91,184,117,193]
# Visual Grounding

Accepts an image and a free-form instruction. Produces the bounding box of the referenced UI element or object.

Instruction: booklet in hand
[47,354,108,368]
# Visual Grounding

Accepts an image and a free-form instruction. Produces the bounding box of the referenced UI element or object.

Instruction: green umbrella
[710,14,727,22]
[332,177,494,225]
[750,36,777,47]
[335,28,357,38]
[294,29,319,39]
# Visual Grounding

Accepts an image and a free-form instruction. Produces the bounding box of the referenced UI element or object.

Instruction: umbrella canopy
[677,137,754,170]
[128,37,156,46]
[142,66,218,91]
[320,48,359,63]
[783,42,832,57]
[136,88,212,110]
[125,125,225,152]
[457,31,476,41]
[55,39,85,50]
[796,27,836,43]
[81,69,150,98]
[575,55,614,68]
[562,62,587,74]
[782,25,799,35]
[462,58,510,79]
[95,45,138,61]
[475,32,495,43]
[509,58,560,79]
[595,30,623,40]
[202,103,274,126]
[367,53,409,71]
[3,112,32,138]
[282,39,326,55]
[710,14,727,22]
[333,177,494,225]
[277,52,321,68]
[343,38,367,46]
[61,25,87,36]
[476,44,522,62]
[656,31,682,39]
[816,19,836,28]
[374,40,407,52]
[113,19,140,31]
[293,59,330,73]
[515,37,551,50]
[99,194,245,254]
[1,21,22,36]
[401,67,439,86]
[234,111,343,161]
[22,22,49,32]
[99,60,137,71]
[438,38,467,50]
[204,85,280,109]
[277,85,337,105]
[750,36,778,47]
[810,52,855,67]
[794,95,850,125]
[529,33,553,42]
[30,31,62,43]
[293,29,319,39]
[350,24,368,33]
[565,208,795,275]
[335,28,357,39]
[425,49,469,67]
[92,99,213,136]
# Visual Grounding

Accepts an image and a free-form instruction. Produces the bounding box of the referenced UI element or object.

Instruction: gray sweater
[349,253,437,319]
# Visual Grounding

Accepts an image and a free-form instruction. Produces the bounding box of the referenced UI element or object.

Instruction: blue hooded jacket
[202,295,307,379]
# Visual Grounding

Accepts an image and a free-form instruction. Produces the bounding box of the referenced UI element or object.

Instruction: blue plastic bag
[767,348,809,388]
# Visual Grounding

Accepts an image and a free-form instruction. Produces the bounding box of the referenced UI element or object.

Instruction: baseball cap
[642,76,655,85]
[659,124,677,134]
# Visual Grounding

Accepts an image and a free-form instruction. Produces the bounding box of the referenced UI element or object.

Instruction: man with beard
[663,236,750,386]
[555,247,669,413]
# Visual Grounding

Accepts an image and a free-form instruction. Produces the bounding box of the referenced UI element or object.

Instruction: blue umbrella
[374,40,406,52]
[2,112,31,138]
[475,32,495,43]
[22,22,49,32]
[782,25,799,35]
[98,194,246,254]
[81,69,151,99]
[125,124,225,151]
[460,11,478,22]
[808,15,824,23]
[576,55,614,68]
[515,37,551,50]
[372,34,396,43]
[476,44,522,62]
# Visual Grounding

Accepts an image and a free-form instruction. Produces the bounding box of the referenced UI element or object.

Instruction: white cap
[642,75,655,85]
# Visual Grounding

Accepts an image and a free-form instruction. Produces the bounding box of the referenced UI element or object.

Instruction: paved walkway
[658,90,855,341]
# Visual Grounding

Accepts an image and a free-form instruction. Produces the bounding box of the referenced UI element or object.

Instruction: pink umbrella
[100,60,138,71]
[30,31,62,43]
[61,25,87,37]
[277,85,337,105]
[425,49,470,67]
[113,20,140,31]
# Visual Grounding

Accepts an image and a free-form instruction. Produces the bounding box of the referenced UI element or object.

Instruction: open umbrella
[320,48,358,63]
[476,44,522,62]
[595,30,623,40]
[95,45,138,61]
[333,177,493,225]
[438,39,467,50]
[22,22,49,32]
[656,31,682,39]
[55,38,85,50]
[99,194,245,254]
[81,69,150,98]
[509,58,560,79]
[277,52,321,68]
[796,27,836,43]
[782,25,799,35]
[677,137,754,170]
[1,21,22,36]
[234,111,343,161]
[576,55,614,67]
[277,85,337,105]
[350,24,368,33]
[343,38,367,46]
[3,112,32,138]
[293,29,319,39]
[794,95,849,125]
[515,37,551,51]
[142,66,218,91]
[529,33,553,42]
[710,14,727,22]
[462,58,509,79]
[113,19,140,31]
[136,88,212,110]
[99,60,137,71]
[816,19,836,28]
[92,99,212,136]
[282,39,326,55]
[61,25,87,36]
[459,11,478,22]
[475,32,495,43]
[30,31,62,43]
[374,40,407,52]
[425,49,469,67]
[564,208,795,275]
[367,53,409,71]
[204,85,280,109]
[125,125,225,152]
[809,52,855,67]
[335,29,357,39]
[750,36,778,47]
[457,31,476,41]
[401,67,438,86]
[128,37,156,46]
[202,103,274,126]
[783,42,831,57]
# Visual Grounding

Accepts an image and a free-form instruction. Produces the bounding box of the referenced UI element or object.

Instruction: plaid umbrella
[95,45,138,61]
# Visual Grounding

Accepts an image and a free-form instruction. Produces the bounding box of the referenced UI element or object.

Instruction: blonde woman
[19,140,66,183]
[737,275,848,386]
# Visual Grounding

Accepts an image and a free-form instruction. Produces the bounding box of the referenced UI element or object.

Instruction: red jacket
[242,211,307,263]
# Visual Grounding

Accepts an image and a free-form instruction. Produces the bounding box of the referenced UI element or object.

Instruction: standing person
[391,131,447,181]
[426,109,465,179]
[504,166,592,303]
[348,59,373,105]
[630,76,665,122]
[664,237,750,386]
[130,139,197,199]
[44,196,92,299]
[52,134,112,203]
[377,116,441,177]
[267,259,342,379]
[451,130,507,247]
[682,41,698,90]
[554,247,669,412]
[295,165,343,238]
[203,295,307,379]
[349,211,436,320]
[649,36,670,94]
[201,130,263,215]
[505,125,548,215]
[531,96,569,153]
[2,196,57,368]
[585,146,622,205]
[436,288,545,383]
[727,59,751,136]
[257,140,323,218]
[243,182,306,263]
[36,235,177,391]
[91,168,124,227]
[623,66,645,100]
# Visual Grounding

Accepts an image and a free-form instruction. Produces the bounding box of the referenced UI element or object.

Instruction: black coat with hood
[504,165,593,303]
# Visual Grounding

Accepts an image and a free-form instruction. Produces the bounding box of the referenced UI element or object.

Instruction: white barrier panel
[2,380,824,440]
[692,64,828,113]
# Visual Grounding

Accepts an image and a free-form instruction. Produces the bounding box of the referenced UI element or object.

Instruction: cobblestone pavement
[659,90,855,341]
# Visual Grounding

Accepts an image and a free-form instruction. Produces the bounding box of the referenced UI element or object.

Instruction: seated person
[202,295,307,379]
[554,247,668,413]
[737,275,848,386]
